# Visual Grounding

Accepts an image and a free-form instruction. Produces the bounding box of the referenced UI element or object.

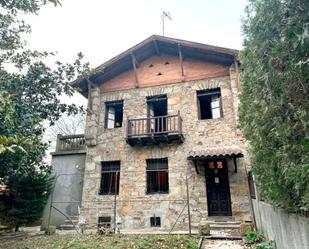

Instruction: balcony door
[147,95,167,134]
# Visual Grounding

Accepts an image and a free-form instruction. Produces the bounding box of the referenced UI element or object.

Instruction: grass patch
[2,234,199,249]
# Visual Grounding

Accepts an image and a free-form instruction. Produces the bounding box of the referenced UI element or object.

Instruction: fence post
[114,171,118,233]
[186,174,192,235]
[47,173,58,234]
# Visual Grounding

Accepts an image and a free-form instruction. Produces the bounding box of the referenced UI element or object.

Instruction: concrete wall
[41,152,86,228]
[253,200,309,249]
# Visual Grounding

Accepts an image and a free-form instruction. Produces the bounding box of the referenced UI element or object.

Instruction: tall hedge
[239,0,309,212]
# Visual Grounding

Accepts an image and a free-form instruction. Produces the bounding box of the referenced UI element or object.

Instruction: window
[197,88,222,119]
[98,216,111,228]
[146,158,169,194]
[99,161,120,195]
[105,101,123,128]
[150,216,161,227]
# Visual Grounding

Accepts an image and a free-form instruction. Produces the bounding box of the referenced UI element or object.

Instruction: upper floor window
[99,161,120,195]
[146,158,169,194]
[197,88,222,120]
[105,100,123,129]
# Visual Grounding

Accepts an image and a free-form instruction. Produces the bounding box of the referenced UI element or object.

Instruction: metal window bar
[100,161,120,195]
[146,158,169,194]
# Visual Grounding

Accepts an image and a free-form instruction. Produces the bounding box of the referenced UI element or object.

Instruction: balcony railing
[55,134,86,152]
[126,112,184,146]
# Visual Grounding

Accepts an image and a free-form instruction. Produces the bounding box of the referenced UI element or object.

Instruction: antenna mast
[161,11,172,36]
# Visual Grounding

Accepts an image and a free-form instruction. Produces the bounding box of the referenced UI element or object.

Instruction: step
[207,221,241,225]
[59,224,77,230]
[64,219,79,224]
[204,235,242,240]
[210,224,240,230]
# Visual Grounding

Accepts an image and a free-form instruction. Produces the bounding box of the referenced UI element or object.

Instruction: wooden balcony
[55,134,86,153]
[126,112,184,146]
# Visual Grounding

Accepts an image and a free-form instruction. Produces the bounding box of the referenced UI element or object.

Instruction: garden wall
[252,200,309,249]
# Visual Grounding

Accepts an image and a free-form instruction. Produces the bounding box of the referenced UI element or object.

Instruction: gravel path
[202,239,247,249]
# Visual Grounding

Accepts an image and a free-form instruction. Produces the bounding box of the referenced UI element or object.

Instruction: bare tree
[43,113,86,162]
[49,113,86,137]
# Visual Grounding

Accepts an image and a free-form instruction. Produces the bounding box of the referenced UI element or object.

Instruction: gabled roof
[74,35,239,96]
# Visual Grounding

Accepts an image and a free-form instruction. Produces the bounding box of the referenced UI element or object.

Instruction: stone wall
[81,64,251,231]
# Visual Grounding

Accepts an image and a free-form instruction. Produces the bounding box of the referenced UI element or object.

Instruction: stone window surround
[196,88,224,120]
[104,100,124,129]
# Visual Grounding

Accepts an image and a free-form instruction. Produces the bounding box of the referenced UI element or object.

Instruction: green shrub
[254,241,276,249]
[244,231,264,245]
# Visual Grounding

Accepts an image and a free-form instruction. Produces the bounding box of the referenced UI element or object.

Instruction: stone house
[71,35,251,232]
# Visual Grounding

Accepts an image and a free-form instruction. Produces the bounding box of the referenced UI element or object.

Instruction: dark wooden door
[205,159,232,216]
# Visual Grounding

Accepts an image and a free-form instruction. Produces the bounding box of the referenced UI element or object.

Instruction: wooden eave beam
[178,43,185,77]
[87,79,93,110]
[153,39,160,55]
[131,53,139,88]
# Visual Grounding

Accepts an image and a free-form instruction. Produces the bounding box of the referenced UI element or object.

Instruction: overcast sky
[24,0,248,68]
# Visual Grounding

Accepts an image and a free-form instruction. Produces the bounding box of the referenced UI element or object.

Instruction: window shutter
[148,103,155,131]
[211,95,221,119]
[107,106,115,128]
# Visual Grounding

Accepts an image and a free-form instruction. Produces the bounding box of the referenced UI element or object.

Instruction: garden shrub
[244,231,264,245]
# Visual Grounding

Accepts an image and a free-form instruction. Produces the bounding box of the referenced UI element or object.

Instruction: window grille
[99,161,120,195]
[146,158,169,194]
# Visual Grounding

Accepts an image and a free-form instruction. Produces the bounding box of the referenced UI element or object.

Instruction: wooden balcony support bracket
[131,52,139,88]
[233,156,238,173]
[153,39,160,55]
[178,43,185,79]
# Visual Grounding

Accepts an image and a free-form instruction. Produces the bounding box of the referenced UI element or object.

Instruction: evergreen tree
[0,0,89,230]
[240,0,309,212]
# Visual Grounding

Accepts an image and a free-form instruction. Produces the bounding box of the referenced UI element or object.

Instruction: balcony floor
[126,133,184,146]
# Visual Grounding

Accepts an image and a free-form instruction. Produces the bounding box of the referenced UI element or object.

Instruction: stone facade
[80,55,251,232]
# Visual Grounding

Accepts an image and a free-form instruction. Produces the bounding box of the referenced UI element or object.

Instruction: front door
[205,159,232,216]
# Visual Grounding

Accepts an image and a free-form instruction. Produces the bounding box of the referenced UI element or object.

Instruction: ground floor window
[99,161,120,195]
[150,216,161,227]
[146,158,169,194]
[98,216,111,228]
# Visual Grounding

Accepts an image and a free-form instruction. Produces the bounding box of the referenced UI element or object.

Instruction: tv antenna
[161,11,172,36]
